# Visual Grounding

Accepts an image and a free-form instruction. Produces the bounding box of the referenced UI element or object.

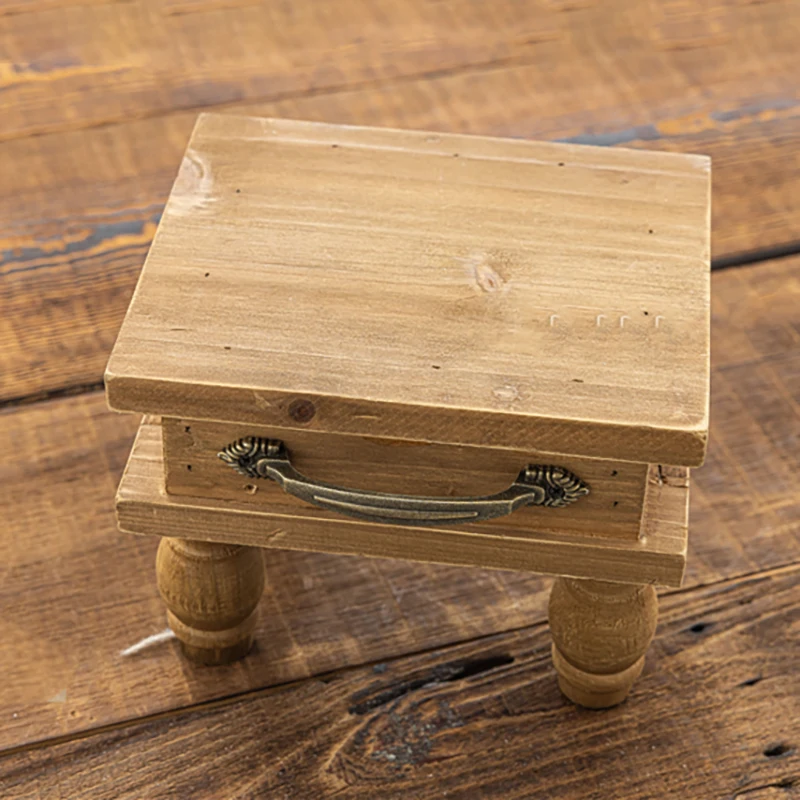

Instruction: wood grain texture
[156,538,265,665]
[119,419,688,586]
[689,258,800,583]
[2,4,799,788]
[0,0,559,142]
[0,392,553,752]
[2,568,796,799]
[105,114,711,466]
[163,418,650,542]
[549,578,659,708]
[3,1,797,404]
[0,254,796,751]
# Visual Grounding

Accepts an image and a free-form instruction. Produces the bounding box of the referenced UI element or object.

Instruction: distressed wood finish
[2,2,800,793]
[0,393,557,752]
[106,114,710,467]
[164,418,649,541]
[549,578,659,708]
[0,255,795,750]
[119,419,689,587]
[1,568,796,799]
[3,2,797,406]
[156,538,265,665]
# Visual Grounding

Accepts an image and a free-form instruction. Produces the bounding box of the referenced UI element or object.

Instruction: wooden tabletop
[1,3,798,798]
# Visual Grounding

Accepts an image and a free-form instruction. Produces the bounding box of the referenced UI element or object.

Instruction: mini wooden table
[107,114,709,709]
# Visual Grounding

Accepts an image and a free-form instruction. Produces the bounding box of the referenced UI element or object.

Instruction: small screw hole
[186,464,192,471]
[689,622,710,634]
[764,743,792,758]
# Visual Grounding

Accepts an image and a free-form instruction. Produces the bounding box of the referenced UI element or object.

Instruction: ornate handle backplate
[218,437,590,527]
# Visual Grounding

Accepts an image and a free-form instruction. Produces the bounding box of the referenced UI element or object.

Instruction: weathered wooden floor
[1,2,798,798]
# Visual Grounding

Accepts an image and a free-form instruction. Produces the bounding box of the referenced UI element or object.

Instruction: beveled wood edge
[105,374,708,467]
[196,113,713,174]
[115,420,688,587]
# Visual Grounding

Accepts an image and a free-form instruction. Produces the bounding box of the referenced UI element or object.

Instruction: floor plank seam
[3,561,796,761]
[0,49,552,146]
[712,240,800,271]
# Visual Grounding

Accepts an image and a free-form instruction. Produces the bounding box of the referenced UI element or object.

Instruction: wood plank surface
[1,256,797,753]
[105,114,710,466]
[164,418,651,541]
[119,421,688,586]
[2,568,796,799]
[690,257,800,582]
[2,5,799,795]
[0,393,552,752]
[0,0,560,141]
[3,0,799,405]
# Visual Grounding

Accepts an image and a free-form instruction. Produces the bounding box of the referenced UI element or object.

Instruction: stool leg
[156,538,265,665]
[548,577,658,709]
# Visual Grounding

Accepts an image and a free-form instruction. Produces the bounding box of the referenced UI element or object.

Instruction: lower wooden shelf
[116,419,688,587]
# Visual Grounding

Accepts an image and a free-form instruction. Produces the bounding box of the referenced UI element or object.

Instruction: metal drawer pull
[219,437,589,527]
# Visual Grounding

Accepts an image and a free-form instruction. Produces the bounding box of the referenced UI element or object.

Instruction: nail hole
[235,188,241,193]
[204,272,210,277]
[244,484,258,495]
[611,470,618,477]
[432,365,441,370]
[557,162,565,167]
[571,378,584,383]
[688,621,711,634]
[452,153,459,157]
[186,464,192,471]
[612,501,619,507]
[643,311,649,316]
[331,144,339,148]
[648,229,654,234]
[764,743,792,758]
[289,398,316,424]
[224,345,232,350]
[184,426,191,433]
[739,675,762,687]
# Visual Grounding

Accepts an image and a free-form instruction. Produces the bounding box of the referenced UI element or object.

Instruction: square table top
[106,114,710,465]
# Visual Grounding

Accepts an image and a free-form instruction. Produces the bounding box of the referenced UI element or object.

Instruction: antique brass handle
[218,437,590,527]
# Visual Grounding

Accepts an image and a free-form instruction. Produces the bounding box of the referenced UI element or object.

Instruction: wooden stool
[107,115,708,708]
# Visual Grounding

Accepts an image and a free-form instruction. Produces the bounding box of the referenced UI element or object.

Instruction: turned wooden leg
[156,538,265,665]
[548,577,658,709]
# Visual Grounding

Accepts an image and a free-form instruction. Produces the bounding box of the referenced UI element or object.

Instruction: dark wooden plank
[2,568,797,799]
[690,258,800,583]
[3,1,799,402]
[0,393,551,752]
[1,255,797,751]
[1,0,795,148]
[0,0,559,141]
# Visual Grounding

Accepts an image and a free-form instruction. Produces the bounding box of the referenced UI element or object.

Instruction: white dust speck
[168,149,217,217]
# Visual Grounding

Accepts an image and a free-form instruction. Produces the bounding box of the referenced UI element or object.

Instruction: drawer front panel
[163,418,649,540]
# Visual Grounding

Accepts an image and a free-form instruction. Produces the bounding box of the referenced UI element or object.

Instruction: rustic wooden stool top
[106,113,709,708]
